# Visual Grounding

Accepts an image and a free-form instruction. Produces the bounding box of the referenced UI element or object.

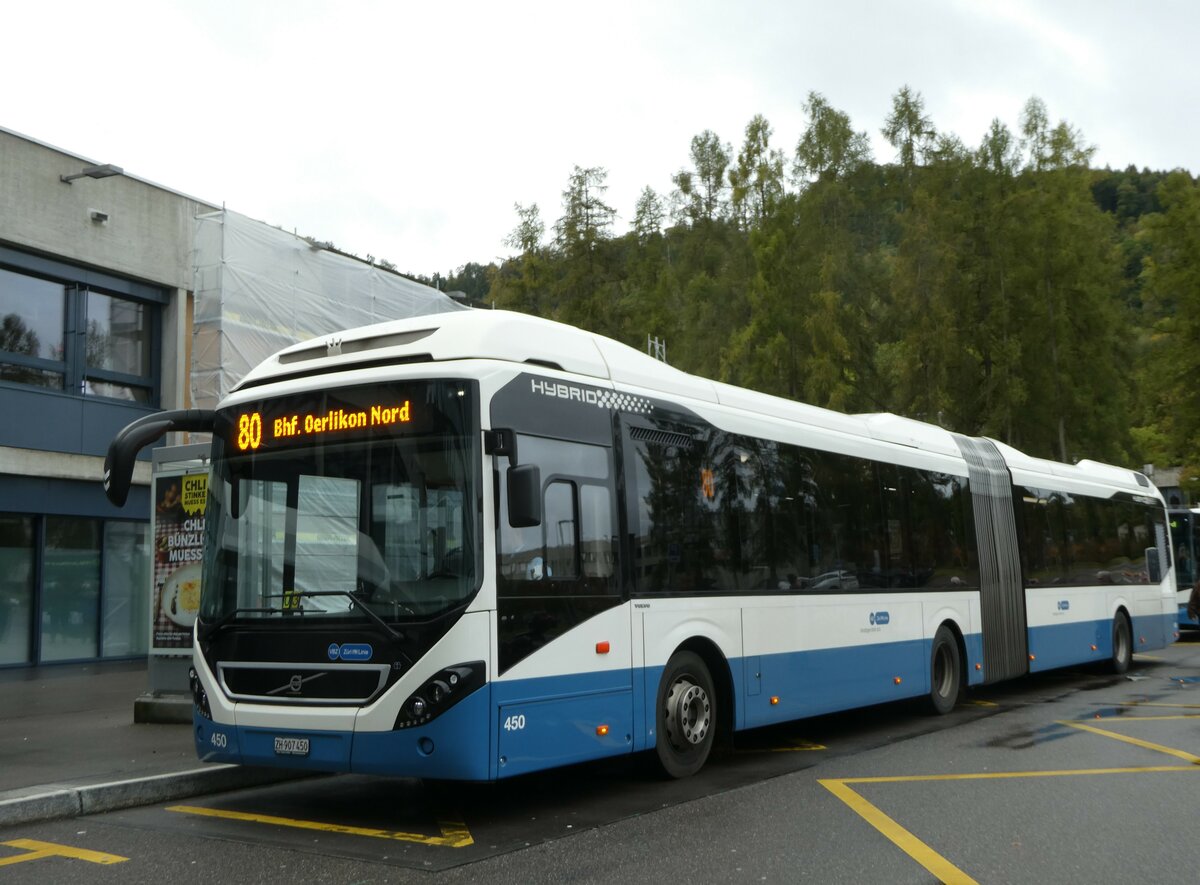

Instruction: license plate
[273,736,310,756]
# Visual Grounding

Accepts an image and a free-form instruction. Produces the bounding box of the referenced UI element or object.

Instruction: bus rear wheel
[655,651,715,778]
[926,625,962,715]
[1109,613,1132,674]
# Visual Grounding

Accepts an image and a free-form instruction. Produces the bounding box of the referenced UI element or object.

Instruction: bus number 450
[503,714,526,731]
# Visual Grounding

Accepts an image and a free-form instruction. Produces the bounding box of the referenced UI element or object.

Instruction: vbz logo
[1057,600,1070,612]
[869,611,891,626]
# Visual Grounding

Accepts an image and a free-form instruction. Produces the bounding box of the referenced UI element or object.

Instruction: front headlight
[189,667,212,720]
[394,661,485,729]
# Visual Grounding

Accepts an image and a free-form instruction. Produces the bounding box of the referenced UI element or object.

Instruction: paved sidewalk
[0,660,298,826]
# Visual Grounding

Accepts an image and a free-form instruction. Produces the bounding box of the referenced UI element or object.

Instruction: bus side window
[544,481,577,579]
[497,434,617,593]
[580,484,614,578]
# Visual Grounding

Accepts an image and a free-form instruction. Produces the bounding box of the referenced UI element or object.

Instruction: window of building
[0,268,66,390]
[41,516,102,662]
[101,521,150,657]
[0,260,159,404]
[0,513,151,666]
[0,516,35,665]
[84,291,153,402]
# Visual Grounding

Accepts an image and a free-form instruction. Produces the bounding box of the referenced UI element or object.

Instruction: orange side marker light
[894,677,902,685]
[769,696,780,706]
[595,641,610,655]
[596,724,610,736]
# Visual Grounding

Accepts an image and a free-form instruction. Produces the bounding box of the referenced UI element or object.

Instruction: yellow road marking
[964,699,998,707]
[756,738,826,752]
[774,739,826,752]
[820,779,979,885]
[822,766,1200,884]
[819,704,1200,883]
[166,805,473,848]
[1060,720,1200,764]
[831,764,1199,786]
[0,839,128,866]
[735,736,826,754]
[1130,701,1200,709]
[1087,714,1200,721]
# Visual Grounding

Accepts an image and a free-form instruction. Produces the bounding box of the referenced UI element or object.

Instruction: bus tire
[926,625,961,715]
[1109,613,1132,675]
[654,651,715,778]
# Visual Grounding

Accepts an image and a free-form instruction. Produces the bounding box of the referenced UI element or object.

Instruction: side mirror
[104,409,215,506]
[507,464,542,528]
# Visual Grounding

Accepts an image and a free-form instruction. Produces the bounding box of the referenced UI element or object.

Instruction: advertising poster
[150,469,207,654]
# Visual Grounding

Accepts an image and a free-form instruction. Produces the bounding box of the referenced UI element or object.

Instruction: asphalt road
[4,635,1200,884]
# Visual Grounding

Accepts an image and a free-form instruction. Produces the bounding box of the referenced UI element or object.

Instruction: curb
[133,692,193,724]
[0,765,313,828]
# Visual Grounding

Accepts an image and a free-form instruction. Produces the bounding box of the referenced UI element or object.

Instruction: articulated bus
[104,310,1177,780]
[1169,507,1200,627]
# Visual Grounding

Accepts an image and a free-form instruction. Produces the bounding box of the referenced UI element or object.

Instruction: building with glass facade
[0,127,459,669]
[1,128,212,667]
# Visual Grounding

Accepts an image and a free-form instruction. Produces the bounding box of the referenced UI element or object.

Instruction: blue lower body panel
[492,670,635,778]
[193,686,494,781]
[1027,612,1175,672]
[192,617,1175,780]
[743,639,931,729]
[353,689,493,780]
[1027,619,1112,672]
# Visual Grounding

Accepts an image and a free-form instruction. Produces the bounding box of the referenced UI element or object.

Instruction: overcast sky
[5,1,1197,277]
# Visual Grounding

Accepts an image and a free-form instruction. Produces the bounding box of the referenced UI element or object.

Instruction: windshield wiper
[199,606,280,641]
[272,590,404,641]
[199,591,405,642]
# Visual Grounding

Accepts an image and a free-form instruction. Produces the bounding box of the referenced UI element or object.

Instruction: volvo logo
[267,671,326,697]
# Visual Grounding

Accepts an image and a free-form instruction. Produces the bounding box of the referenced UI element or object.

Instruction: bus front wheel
[654,651,715,778]
[926,625,962,715]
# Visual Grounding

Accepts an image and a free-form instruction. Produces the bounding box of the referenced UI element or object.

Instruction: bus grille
[217,661,391,705]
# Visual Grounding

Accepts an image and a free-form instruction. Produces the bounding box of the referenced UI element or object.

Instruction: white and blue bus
[104,310,1177,779]
[1169,506,1200,627]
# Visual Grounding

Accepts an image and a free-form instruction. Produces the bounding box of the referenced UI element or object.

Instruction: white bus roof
[233,309,1152,495]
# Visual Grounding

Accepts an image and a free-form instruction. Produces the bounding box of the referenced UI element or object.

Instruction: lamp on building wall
[59,163,124,184]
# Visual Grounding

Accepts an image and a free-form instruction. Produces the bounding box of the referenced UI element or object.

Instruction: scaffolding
[191,209,465,409]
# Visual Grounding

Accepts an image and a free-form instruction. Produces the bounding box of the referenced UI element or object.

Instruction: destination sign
[233,400,412,452]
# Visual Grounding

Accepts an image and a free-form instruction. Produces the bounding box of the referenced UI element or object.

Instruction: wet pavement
[0,660,295,825]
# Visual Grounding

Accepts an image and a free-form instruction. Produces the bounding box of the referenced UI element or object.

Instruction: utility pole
[647,334,667,363]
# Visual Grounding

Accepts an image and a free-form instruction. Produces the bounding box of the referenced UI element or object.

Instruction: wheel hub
[664,677,710,748]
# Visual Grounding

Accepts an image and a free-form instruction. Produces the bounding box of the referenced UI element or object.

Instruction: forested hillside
[425,89,1200,489]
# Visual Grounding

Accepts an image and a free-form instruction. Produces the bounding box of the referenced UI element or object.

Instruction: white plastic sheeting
[191,209,465,409]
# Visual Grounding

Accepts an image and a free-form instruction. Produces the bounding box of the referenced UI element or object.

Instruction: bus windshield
[1170,509,1198,591]
[201,380,480,624]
